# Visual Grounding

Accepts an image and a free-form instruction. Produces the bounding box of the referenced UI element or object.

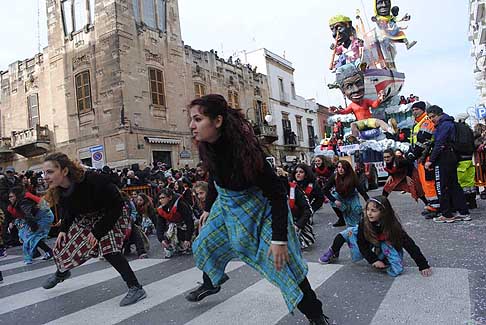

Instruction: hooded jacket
[429,114,455,164]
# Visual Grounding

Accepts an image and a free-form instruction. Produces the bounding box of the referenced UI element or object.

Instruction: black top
[291,185,313,229]
[296,179,324,212]
[356,219,430,271]
[59,172,123,240]
[157,195,194,242]
[322,173,369,202]
[204,137,289,241]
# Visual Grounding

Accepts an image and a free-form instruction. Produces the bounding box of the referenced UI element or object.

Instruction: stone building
[0,0,272,171]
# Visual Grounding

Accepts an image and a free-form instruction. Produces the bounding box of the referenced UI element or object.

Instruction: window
[296,116,303,141]
[291,82,296,99]
[228,90,239,109]
[133,0,141,22]
[282,113,294,145]
[62,0,74,35]
[156,0,166,32]
[61,0,95,36]
[75,71,93,113]
[194,83,206,98]
[142,0,156,28]
[149,68,166,106]
[27,94,40,128]
[278,78,284,96]
[307,120,316,147]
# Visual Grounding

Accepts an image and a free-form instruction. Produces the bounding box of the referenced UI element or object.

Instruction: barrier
[121,185,157,198]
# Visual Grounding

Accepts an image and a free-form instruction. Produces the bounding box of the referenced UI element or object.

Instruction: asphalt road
[0,188,484,324]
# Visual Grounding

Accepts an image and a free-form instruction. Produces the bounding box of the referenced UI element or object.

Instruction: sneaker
[309,314,330,325]
[42,252,53,261]
[433,216,455,223]
[318,248,337,264]
[138,253,148,259]
[42,270,71,289]
[185,284,221,302]
[24,260,33,265]
[119,286,147,306]
[406,40,417,50]
[455,214,472,222]
[0,248,7,258]
[164,247,175,259]
[0,270,3,283]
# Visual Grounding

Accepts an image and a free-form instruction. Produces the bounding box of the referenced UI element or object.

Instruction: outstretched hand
[267,243,290,271]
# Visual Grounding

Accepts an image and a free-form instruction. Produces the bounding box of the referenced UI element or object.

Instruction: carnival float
[316,0,418,188]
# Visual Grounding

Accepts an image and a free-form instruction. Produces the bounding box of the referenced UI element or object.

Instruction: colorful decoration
[328,15,364,71]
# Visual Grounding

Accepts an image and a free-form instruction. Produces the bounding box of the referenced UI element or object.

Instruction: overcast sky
[0,0,477,116]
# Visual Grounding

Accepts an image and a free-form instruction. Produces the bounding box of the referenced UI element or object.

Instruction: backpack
[452,122,474,156]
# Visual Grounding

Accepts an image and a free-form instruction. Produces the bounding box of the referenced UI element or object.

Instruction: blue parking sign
[476,106,486,119]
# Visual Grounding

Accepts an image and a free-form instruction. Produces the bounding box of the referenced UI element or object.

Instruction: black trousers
[434,154,469,217]
[123,225,146,256]
[203,273,323,319]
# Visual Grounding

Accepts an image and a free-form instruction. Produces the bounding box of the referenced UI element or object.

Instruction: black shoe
[119,286,147,306]
[185,284,221,302]
[0,270,3,283]
[332,220,346,227]
[33,249,41,259]
[309,314,330,325]
[42,270,71,289]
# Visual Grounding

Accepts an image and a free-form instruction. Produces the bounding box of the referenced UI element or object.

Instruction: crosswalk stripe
[185,263,343,325]
[0,259,98,287]
[44,261,245,325]
[0,259,54,272]
[0,255,22,262]
[0,258,167,315]
[370,267,471,325]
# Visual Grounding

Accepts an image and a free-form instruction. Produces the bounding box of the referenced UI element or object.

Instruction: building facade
[469,0,486,106]
[239,49,319,164]
[0,0,271,171]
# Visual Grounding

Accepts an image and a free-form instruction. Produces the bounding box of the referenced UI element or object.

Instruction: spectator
[425,105,471,223]
[0,166,22,246]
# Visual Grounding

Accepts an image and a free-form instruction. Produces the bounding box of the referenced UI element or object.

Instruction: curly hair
[189,94,267,185]
[363,196,404,250]
[43,152,85,206]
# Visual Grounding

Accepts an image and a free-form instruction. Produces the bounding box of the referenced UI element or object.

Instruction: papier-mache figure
[330,64,395,139]
[329,15,364,71]
[372,0,417,50]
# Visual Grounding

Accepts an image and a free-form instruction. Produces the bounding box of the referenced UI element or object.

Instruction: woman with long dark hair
[41,153,146,307]
[185,94,329,324]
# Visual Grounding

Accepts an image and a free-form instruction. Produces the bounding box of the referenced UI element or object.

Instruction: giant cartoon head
[375,0,392,17]
[336,64,365,104]
[329,15,355,48]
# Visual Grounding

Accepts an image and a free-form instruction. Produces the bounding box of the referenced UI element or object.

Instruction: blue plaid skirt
[330,190,363,227]
[192,184,308,312]
[340,226,404,277]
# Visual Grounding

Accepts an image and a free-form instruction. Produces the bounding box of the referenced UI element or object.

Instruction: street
[0,189,484,325]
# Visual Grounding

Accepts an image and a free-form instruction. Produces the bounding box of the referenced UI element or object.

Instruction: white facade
[240,49,319,163]
[469,0,486,105]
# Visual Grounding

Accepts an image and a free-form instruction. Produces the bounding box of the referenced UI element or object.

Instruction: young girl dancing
[186,94,329,324]
[318,195,432,277]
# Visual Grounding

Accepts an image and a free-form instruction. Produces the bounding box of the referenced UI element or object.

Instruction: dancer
[288,180,316,250]
[186,94,329,324]
[322,160,369,228]
[41,153,146,307]
[7,186,54,264]
[319,196,432,278]
[290,163,325,218]
[156,188,194,258]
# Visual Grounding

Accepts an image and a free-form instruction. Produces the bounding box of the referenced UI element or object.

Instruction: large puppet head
[329,15,356,48]
[336,64,365,104]
[375,0,392,17]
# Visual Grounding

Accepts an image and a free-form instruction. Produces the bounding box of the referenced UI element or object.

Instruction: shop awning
[144,137,181,145]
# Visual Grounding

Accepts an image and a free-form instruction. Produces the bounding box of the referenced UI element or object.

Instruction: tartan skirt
[192,184,308,312]
[53,212,128,272]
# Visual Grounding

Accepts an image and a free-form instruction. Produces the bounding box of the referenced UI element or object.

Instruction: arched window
[75,71,93,113]
[149,68,166,107]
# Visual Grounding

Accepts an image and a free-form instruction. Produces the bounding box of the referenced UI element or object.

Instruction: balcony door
[27,94,40,128]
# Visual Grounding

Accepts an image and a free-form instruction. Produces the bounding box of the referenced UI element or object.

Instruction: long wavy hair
[335,160,358,196]
[189,94,266,185]
[43,152,85,206]
[136,193,154,216]
[363,196,404,250]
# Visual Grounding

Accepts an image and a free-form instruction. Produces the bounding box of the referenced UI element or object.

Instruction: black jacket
[296,179,324,213]
[290,185,313,229]
[156,195,194,242]
[356,219,430,271]
[59,172,123,240]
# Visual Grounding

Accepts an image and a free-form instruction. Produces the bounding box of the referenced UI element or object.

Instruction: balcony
[0,137,14,161]
[283,129,298,149]
[254,124,278,144]
[279,92,290,105]
[11,125,51,157]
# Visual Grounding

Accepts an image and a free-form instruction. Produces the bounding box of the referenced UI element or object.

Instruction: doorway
[152,151,172,168]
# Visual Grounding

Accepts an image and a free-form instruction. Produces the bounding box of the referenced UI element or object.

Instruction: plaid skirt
[53,212,128,272]
[330,190,363,227]
[192,184,308,313]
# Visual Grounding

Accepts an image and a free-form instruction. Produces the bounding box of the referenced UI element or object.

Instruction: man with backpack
[424,105,471,223]
[455,113,477,210]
